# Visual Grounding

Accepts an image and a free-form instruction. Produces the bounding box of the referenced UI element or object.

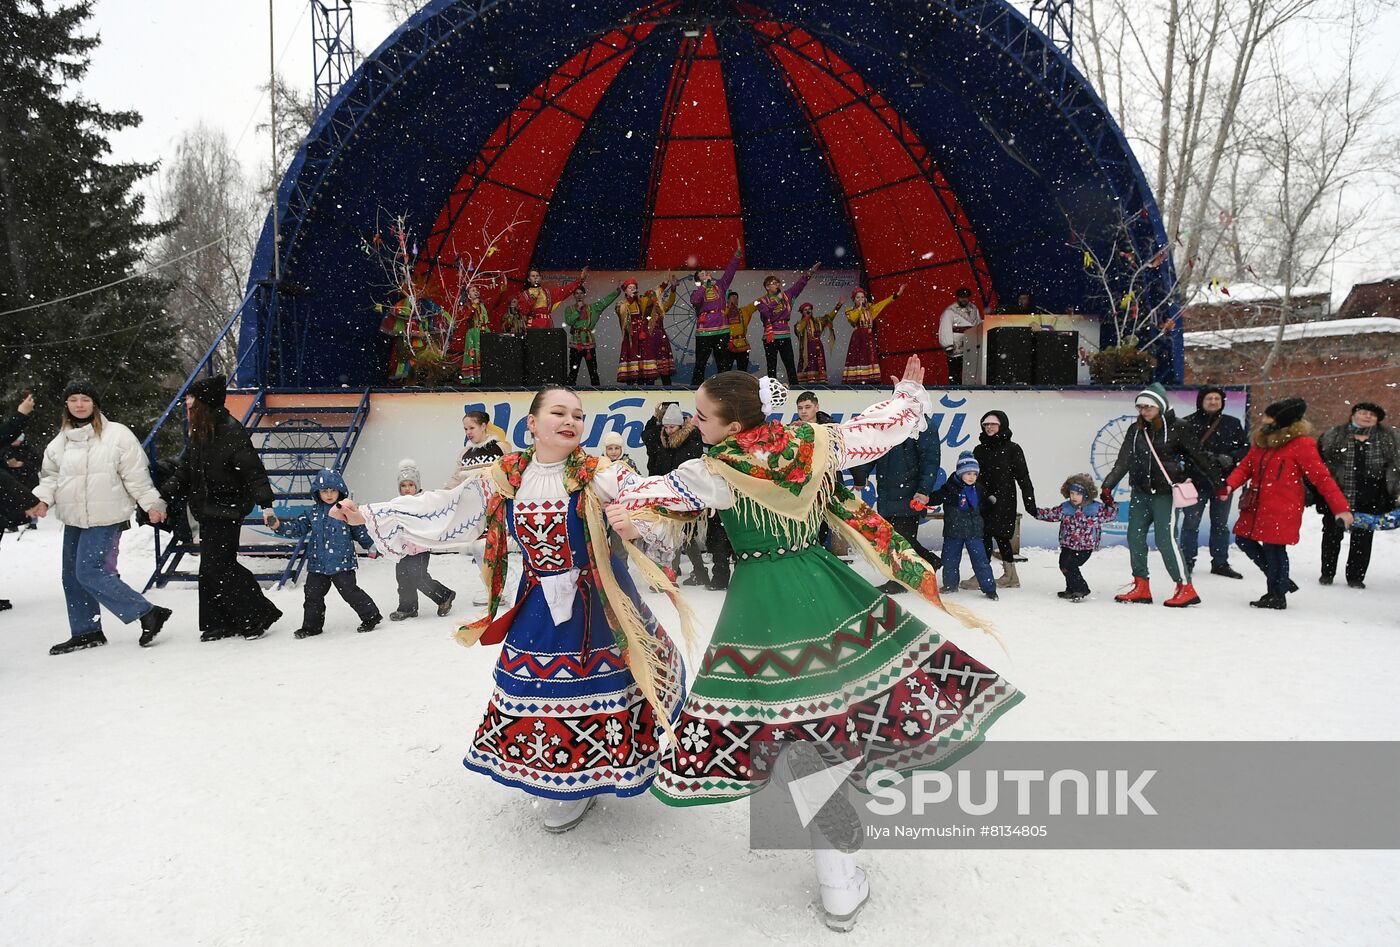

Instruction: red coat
[1225,422,1349,545]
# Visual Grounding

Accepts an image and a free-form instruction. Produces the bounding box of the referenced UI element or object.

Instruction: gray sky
[84,0,1400,296]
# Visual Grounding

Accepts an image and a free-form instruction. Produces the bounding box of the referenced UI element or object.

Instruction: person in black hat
[1179,386,1249,579]
[29,381,174,653]
[1316,401,1399,588]
[1217,397,1353,609]
[159,375,283,641]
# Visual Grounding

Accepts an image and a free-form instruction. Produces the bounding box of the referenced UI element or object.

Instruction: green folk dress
[611,384,1023,806]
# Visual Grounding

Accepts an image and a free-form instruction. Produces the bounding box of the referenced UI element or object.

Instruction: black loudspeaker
[1034,330,1079,384]
[481,332,524,387]
[524,328,568,386]
[987,327,1036,385]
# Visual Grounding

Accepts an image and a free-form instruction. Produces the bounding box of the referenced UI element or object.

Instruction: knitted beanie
[187,374,228,409]
[662,404,684,426]
[396,458,422,489]
[601,431,625,449]
[61,378,101,408]
[1134,382,1169,414]
[955,451,980,476]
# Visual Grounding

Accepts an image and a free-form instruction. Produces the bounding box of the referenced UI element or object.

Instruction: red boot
[1164,582,1201,608]
[1114,577,1153,604]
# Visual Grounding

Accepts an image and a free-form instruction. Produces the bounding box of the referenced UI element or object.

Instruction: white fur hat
[396,458,422,489]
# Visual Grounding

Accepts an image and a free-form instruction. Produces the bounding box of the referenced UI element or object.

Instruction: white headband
[758,376,789,415]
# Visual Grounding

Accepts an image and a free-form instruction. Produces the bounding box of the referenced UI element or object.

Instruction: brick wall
[1184,331,1400,431]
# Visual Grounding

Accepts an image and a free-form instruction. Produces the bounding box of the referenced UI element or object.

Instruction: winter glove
[1214,454,1234,471]
[1215,489,1230,502]
[1100,487,1114,505]
[1023,496,1037,515]
[986,494,997,505]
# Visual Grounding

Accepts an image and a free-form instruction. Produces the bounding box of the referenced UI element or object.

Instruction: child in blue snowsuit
[932,452,998,599]
[272,469,382,638]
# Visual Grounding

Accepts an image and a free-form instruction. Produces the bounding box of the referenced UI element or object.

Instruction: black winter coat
[1104,412,1221,497]
[972,411,1035,535]
[160,409,275,522]
[649,420,704,476]
[0,411,35,526]
[1181,392,1248,491]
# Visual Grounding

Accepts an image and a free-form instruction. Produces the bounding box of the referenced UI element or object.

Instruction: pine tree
[0,0,178,444]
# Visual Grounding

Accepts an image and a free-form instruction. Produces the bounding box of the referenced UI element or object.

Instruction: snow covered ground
[2,518,1398,946]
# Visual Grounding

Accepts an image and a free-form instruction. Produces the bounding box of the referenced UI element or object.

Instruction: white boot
[541,796,596,834]
[996,561,1020,589]
[813,845,870,932]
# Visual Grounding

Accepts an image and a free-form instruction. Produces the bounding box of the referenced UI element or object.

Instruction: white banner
[312,386,1247,550]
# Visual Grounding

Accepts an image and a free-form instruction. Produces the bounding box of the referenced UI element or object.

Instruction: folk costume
[616,282,677,384]
[842,289,899,384]
[360,449,691,803]
[756,271,810,385]
[690,249,743,383]
[611,380,1022,807]
[794,303,837,385]
[559,287,622,386]
[517,275,585,330]
[725,299,758,372]
[448,299,489,385]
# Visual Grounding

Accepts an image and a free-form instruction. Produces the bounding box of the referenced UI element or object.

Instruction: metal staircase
[146,389,372,591]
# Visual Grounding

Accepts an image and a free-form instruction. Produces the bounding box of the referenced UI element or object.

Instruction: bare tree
[1235,22,1395,379]
[256,71,317,203]
[155,124,260,376]
[382,0,424,22]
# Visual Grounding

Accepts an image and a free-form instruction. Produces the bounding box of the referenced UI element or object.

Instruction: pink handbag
[1146,432,1200,509]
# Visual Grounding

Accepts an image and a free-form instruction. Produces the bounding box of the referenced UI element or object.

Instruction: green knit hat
[1134,382,1169,413]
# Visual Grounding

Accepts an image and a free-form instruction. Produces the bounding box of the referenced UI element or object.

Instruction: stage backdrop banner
[323,386,1247,551]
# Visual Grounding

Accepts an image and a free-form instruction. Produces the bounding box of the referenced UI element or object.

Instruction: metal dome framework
[236,0,1180,387]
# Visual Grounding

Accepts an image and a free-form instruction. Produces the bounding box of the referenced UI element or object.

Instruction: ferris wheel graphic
[1090,414,1137,533]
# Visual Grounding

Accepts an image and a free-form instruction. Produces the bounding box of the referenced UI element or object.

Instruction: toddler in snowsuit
[1032,473,1118,601]
[388,459,456,622]
[273,469,383,637]
[931,452,998,599]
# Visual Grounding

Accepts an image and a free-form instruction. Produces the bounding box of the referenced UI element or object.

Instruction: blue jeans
[62,524,153,635]
[942,536,996,594]
[1235,537,1290,596]
[1177,495,1233,568]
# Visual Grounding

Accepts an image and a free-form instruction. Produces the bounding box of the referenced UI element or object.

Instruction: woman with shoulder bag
[1100,384,1221,608]
[29,380,174,654]
[159,376,282,641]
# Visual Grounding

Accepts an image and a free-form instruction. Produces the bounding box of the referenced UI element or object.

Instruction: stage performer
[647,279,679,385]
[689,244,743,384]
[559,282,622,386]
[605,361,1021,932]
[448,284,490,385]
[500,297,527,336]
[331,386,692,835]
[615,277,667,384]
[377,293,444,383]
[724,291,758,373]
[756,263,820,386]
[516,266,588,330]
[794,301,836,384]
[842,284,904,384]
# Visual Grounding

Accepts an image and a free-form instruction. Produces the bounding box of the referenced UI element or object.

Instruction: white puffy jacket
[32,421,167,528]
